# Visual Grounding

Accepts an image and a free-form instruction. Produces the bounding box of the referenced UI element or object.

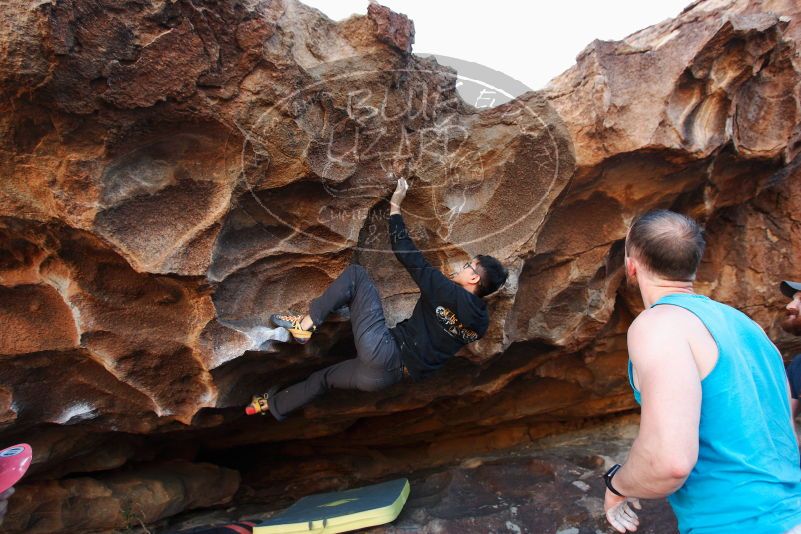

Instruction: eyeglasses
[463,261,481,279]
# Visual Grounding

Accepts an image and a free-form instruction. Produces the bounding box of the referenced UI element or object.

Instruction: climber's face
[449,258,481,288]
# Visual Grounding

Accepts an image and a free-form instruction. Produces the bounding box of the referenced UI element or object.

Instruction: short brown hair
[625,210,705,281]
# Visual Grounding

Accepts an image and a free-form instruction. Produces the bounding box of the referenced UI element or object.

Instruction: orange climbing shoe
[245,394,268,415]
[245,387,277,416]
[270,312,315,344]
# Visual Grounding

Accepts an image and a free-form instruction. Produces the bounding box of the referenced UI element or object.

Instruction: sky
[302,0,692,91]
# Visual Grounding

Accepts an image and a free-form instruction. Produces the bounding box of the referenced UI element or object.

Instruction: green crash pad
[253,478,410,534]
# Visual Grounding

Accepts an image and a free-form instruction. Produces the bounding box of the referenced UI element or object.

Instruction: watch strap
[604,463,625,497]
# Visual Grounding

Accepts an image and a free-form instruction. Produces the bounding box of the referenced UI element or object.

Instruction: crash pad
[253,478,410,534]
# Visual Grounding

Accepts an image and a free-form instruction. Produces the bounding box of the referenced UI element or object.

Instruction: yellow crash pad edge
[254,479,410,534]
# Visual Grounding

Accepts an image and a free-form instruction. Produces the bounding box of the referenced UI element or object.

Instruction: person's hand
[0,487,15,526]
[390,177,409,214]
[604,488,641,532]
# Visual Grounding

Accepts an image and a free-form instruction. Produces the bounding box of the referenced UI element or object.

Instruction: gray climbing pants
[268,265,404,421]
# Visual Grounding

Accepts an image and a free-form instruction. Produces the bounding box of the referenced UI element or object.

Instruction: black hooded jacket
[387,214,489,381]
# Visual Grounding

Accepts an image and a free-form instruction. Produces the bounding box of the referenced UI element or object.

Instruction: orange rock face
[0,0,799,531]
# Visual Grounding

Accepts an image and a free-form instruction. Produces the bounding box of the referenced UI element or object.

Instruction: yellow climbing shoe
[270,312,315,344]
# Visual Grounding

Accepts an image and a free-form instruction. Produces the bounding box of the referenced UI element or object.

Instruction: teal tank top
[627,294,801,534]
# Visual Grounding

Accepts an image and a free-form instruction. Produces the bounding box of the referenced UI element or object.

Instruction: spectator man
[604,210,801,534]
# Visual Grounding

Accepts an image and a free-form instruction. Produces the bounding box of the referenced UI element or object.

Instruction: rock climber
[246,177,508,420]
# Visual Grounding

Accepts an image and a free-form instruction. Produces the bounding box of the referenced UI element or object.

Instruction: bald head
[625,210,705,281]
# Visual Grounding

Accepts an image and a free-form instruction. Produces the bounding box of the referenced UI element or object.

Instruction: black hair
[475,255,508,298]
[625,210,705,281]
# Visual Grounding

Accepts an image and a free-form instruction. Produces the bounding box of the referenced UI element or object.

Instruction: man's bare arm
[612,306,702,499]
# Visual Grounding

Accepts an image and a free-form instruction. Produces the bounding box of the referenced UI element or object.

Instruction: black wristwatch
[603,463,625,497]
